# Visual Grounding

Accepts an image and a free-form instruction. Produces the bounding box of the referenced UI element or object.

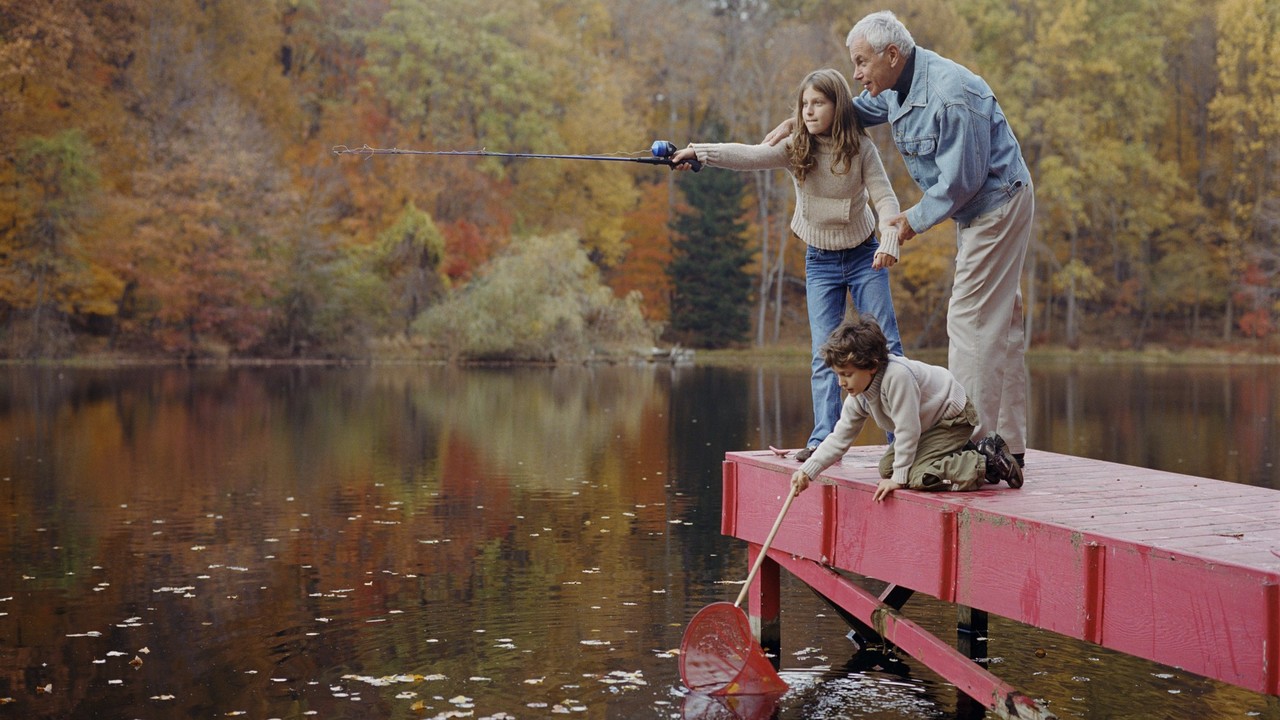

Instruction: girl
[671,68,904,461]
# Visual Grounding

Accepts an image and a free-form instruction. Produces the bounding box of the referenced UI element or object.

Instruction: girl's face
[801,86,835,137]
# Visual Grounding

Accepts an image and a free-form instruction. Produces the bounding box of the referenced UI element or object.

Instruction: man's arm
[851,91,891,128]
[904,103,991,233]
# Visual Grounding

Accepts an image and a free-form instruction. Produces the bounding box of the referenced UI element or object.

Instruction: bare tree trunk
[754,169,772,347]
[772,221,789,343]
[1066,231,1079,350]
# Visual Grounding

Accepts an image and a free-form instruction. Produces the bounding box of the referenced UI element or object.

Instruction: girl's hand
[670,147,699,171]
[872,252,897,270]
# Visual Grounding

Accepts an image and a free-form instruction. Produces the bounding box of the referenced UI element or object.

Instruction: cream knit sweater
[799,355,970,486]
[688,136,901,257]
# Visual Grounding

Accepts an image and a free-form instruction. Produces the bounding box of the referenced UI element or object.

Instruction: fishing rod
[332,140,701,171]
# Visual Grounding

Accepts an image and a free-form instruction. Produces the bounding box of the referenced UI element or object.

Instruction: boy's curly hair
[819,314,890,370]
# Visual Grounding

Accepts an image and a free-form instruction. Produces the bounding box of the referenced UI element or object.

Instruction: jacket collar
[890,48,932,123]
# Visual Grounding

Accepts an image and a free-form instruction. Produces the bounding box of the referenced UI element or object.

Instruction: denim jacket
[854,48,1031,231]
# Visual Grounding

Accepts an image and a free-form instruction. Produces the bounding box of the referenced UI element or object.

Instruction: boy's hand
[873,478,900,502]
[872,251,896,270]
[790,470,811,495]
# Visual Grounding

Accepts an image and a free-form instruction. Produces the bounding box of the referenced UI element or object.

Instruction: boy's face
[832,362,876,395]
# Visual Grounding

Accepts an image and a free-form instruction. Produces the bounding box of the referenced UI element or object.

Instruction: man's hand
[790,469,811,495]
[763,118,794,146]
[887,213,917,243]
[872,478,900,502]
[872,252,896,270]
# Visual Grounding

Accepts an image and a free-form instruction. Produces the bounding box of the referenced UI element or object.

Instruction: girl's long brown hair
[787,68,867,184]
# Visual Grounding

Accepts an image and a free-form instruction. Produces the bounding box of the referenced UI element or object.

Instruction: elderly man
[770,10,1034,468]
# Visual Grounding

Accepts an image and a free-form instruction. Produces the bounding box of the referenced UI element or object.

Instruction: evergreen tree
[666,166,755,348]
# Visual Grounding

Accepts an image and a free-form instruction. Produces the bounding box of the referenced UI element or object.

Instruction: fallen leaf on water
[130,656,143,668]
[36,684,52,694]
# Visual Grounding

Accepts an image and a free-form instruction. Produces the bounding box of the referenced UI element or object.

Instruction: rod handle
[651,140,701,172]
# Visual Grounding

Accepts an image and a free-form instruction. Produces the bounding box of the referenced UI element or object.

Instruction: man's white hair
[846,10,916,55]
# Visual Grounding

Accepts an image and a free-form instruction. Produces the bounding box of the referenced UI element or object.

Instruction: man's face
[848,36,901,97]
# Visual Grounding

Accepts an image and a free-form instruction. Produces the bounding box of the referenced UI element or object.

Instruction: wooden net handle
[734,487,799,608]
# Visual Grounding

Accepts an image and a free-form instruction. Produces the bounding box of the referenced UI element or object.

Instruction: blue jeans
[805,240,903,448]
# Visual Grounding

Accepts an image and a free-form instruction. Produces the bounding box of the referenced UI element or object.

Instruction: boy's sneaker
[964,440,999,484]
[977,433,1024,488]
[795,445,818,463]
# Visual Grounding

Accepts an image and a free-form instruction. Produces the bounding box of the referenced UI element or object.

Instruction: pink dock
[723,447,1280,719]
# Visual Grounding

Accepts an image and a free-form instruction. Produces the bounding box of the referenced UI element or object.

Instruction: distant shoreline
[5,343,1277,369]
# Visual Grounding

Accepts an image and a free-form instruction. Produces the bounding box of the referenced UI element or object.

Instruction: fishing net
[681,686,783,719]
[679,601,789,695]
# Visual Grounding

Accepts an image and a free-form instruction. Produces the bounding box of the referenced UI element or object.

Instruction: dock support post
[745,544,783,668]
[957,606,990,719]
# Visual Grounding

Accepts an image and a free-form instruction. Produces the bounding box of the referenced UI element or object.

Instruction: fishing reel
[651,140,701,172]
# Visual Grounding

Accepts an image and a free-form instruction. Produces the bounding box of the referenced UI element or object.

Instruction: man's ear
[886,44,901,68]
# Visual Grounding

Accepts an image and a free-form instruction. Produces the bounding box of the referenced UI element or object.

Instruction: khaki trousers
[948,182,1035,454]
[878,399,985,492]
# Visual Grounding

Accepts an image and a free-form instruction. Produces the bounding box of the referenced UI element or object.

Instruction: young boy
[791,314,1022,501]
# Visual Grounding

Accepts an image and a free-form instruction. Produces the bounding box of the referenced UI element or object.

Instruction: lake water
[0,362,1277,719]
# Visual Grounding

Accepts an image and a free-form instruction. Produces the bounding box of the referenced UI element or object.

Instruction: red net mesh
[679,602,789,695]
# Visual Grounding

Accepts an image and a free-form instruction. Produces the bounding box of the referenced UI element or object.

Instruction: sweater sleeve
[861,142,902,259]
[689,142,791,172]
[881,370,923,485]
[799,395,868,481]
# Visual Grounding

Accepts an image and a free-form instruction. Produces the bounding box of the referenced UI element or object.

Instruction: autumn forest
[2,0,1278,360]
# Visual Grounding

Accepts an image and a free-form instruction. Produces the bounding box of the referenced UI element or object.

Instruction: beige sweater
[799,355,969,486]
[688,136,901,257]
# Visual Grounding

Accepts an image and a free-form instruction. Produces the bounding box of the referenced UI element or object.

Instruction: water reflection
[1029,362,1280,487]
[0,363,1276,719]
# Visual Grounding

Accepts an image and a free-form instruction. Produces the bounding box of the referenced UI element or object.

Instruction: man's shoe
[977,434,1023,488]
[795,445,818,463]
